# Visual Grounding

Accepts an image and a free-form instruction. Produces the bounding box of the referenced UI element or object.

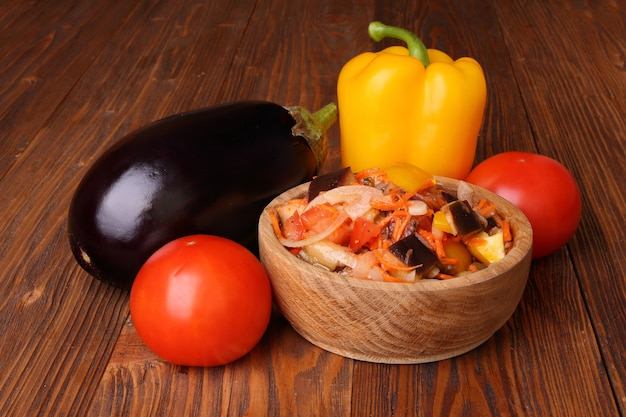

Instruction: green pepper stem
[286,103,338,173]
[368,21,430,67]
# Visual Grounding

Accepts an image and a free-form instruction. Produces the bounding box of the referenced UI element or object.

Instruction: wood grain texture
[88,312,353,416]
[0,0,139,179]
[0,0,624,415]
[493,1,626,414]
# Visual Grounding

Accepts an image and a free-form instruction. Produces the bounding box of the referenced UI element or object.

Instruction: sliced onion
[431,223,445,240]
[457,180,475,204]
[300,240,357,271]
[306,185,383,219]
[390,268,417,282]
[352,251,378,279]
[407,200,428,216]
[443,210,458,236]
[275,198,307,223]
[277,212,349,248]
[368,267,385,282]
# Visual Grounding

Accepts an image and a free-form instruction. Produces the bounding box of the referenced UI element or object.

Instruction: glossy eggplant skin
[68,101,329,289]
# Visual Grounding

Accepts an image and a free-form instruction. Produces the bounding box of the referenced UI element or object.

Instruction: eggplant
[68,101,337,289]
[388,234,439,279]
[307,166,355,200]
[445,199,484,239]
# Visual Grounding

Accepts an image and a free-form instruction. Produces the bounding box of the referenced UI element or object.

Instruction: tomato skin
[130,235,272,367]
[466,152,581,259]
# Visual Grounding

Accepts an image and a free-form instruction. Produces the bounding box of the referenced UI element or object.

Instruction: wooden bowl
[258,177,533,364]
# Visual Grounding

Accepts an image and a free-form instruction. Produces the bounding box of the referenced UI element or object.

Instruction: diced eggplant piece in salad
[269,166,515,282]
[441,199,485,240]
[307,166,355,200]
[388,234,439,279]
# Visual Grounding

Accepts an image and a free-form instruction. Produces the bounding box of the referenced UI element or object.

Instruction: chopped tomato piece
[301,204,351,245]
[326,218,352,246]
[301,204,339,233]
[282,210,304,241]
[349,217,381,251]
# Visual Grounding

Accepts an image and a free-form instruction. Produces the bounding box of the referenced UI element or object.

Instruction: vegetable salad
[269,165,515,282]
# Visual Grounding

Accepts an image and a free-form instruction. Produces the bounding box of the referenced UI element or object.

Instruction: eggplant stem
[287,103,338,173]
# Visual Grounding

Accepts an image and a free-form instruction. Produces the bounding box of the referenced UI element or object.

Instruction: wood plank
[0,0,257,415]
[493,1,626,413]
[0,0,139,179]
[0,1,141,416]
[88,313,352,416]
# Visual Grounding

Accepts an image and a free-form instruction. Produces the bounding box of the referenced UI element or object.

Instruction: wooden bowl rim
[259,176,533,292]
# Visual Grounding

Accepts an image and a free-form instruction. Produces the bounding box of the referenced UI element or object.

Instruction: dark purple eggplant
[68,101,337,289]
[307,166,355,200]
[388,234,439,278]
[445,199,484,240]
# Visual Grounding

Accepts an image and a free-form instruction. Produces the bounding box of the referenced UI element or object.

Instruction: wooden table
[2,0,625,415]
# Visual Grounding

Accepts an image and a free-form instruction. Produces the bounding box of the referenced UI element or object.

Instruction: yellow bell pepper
[337,22,487,179]
[467,230,506,264]
[384,162,435,193]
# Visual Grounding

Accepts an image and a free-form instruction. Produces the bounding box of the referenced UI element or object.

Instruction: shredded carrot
[354,167,388,183]
[372,195,414,243]
[417,229,458,266]
[376,214,395,232]
[476,199,497,218]
[382,273,414,283]
[439,256,459,265]
[391,212,412,242]
[417,229,436,250]
[467,237,488,246]
[374,266,416,283]
[421,193,448,210]
[370,193,405,211]
[269,210,284,239]
[433,237,447,260]
[447,234,462,243]
[374,249,418,272]
[497,218,512,242]
[401,189,418,202]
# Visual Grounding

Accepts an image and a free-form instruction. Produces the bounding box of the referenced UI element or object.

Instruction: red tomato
[465,152,581,258]
[129,235,272,367]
